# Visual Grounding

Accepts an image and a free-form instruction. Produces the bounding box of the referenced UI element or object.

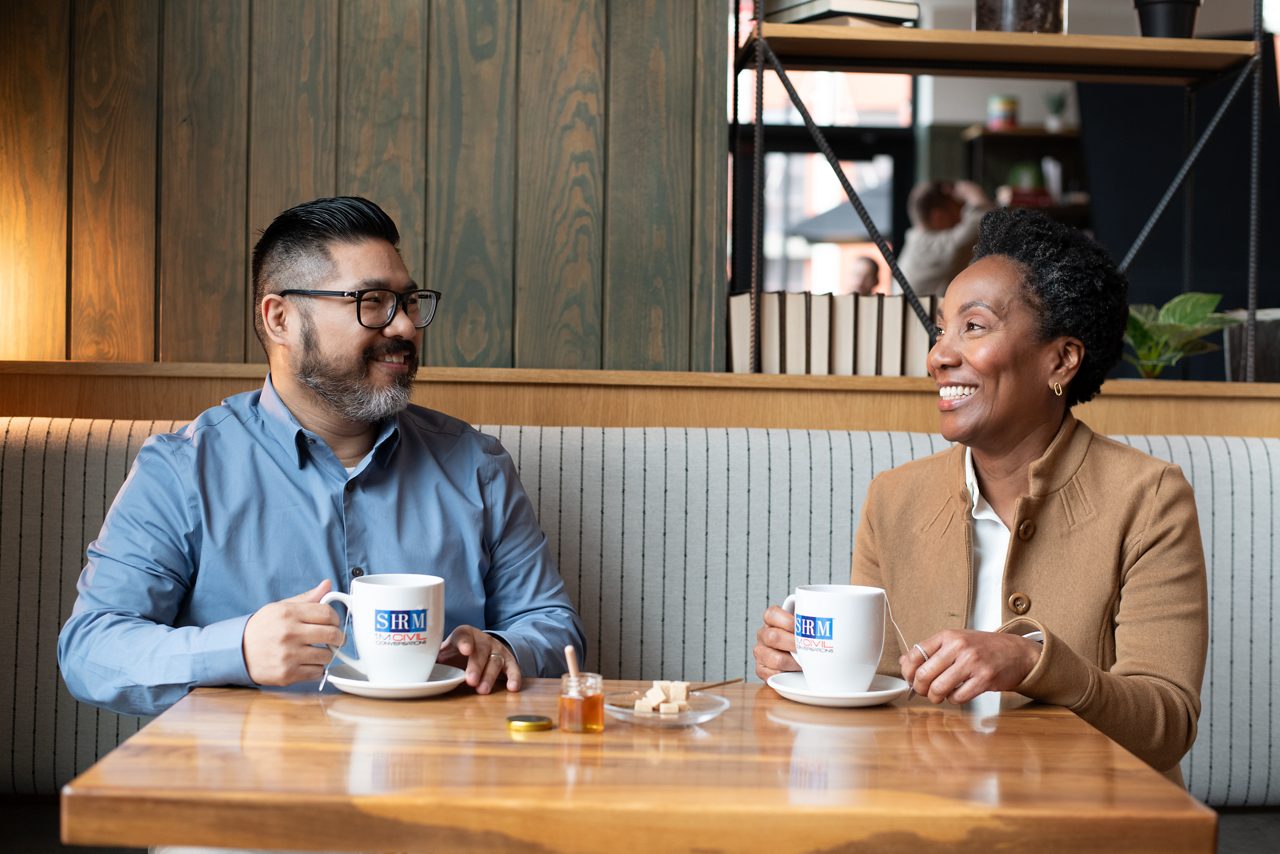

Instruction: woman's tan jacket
[853,414,1208,779]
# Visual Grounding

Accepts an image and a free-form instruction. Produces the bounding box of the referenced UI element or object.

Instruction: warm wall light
[0,229,66,360]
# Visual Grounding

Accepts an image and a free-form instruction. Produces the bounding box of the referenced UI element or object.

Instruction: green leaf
[1165,323,1228,348]
[1122,353,1165,378]
[1130,304,1159,325]
[1124,313,1155,351]
[1158,292,1221,325]
[1178,338,1220,357]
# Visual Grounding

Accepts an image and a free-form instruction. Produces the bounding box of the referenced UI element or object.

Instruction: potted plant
[1123,292,1242,379]
[1134,0,1201,39]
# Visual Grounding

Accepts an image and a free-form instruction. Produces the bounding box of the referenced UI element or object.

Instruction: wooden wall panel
[2,1,729,372]
[246,0,338,362]
[689,0,729,372]
[0,0,70,360]
[338,0,427,287]
[514,0,606,369]
[70,0,159,361]
[604,0,694,370]
[4,364,1277,440]
[159,0,249,363]
[427,0,517,368]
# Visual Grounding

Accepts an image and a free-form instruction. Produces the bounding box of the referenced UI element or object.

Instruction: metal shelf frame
[732,7,1265,380]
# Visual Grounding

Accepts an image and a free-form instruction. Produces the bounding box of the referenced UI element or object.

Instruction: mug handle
[319,591,365,676]
[781,594,800,668]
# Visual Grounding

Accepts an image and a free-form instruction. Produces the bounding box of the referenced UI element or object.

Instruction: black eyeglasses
[278,288,441,330]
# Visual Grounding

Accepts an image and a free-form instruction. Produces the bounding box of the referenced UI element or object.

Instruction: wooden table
[61,679,1215,853]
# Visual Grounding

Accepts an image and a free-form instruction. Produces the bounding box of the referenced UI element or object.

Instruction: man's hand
[900,629,1041,704]
[753,605,801,682]
[952,180,990,208]
[438,626,522,694]
[242,580,344,686]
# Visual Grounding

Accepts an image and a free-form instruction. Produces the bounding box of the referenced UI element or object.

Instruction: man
[846,255,880,296]
[58,196,585,716]
[894,180,992,297]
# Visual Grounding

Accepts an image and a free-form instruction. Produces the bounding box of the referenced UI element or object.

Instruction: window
[728,5,917,296]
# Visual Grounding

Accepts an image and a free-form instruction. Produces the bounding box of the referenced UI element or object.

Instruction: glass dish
[603,690,731,728]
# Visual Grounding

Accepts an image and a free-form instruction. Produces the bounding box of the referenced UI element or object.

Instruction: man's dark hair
[971,208,1128,408]
[907,181,956,228]
[250,196,401,348]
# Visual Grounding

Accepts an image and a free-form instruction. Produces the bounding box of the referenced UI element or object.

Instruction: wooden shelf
[741,24,1255,86]
[961,124,1079,141]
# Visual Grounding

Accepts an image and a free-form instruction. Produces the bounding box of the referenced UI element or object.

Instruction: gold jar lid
[506,714,553,732]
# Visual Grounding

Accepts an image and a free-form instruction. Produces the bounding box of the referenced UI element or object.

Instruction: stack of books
[763,0,920,27]
[729,291,937,377]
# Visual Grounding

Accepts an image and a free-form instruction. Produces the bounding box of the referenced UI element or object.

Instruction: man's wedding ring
[913,643,930,662]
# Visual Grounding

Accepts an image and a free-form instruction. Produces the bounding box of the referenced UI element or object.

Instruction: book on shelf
[741,290,930,377]
[808,293,832,376]
[764,0,920,25]
[760,291,784,375]
[879,295,905,377]
[831,293,856,376]
[784,291,809,375]
[727,292,753,373]
[813,14,914,28]
[902,295,936,378]
[855,294,880,376]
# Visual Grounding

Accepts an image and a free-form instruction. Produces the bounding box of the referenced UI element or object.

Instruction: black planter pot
[1134,0,1201,38]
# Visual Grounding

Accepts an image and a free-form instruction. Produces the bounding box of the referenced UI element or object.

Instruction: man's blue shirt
[57,377,585,715]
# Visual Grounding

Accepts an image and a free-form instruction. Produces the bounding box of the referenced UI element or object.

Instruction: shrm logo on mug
[795,613,835,653]
[373,609,430,645]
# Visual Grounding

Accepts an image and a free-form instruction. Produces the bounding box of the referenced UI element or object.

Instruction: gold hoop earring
[1051,381,1063,398]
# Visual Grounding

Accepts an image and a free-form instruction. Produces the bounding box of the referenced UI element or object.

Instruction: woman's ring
[912,643,929,662]
[489,652,503,660]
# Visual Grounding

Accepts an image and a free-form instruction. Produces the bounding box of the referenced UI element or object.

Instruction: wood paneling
[514,0,606,369]
[604,0,694,370]
[2,1,728,371]
[159,0,249,363]
[246,0,338,362]
[0,0,70,361]
[338,0,427,285]
[690,0,729,372]
[427,0,517,368]
[70,0,158,361]
[2,363,1276,439]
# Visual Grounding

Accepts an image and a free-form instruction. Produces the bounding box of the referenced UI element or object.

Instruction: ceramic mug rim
[352,573,443,589]
[794,583,883,598]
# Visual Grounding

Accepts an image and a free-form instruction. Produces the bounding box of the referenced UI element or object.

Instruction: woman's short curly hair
[971,208,1128,408]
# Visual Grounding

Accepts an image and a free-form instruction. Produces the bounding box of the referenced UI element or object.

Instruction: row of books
[729,292,937,376]
[763,0,920,27]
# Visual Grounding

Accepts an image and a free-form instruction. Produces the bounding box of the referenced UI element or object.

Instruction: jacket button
[1017,519,1036,541]
[1008,593,1031,615]
[351,567,364,577]
[345,481,356,494]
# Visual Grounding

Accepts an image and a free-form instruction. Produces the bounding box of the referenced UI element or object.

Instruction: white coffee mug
[782,584,885,694]
[320,574,445,684]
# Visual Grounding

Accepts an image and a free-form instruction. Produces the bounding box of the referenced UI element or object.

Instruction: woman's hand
[753,605,801,681]
[900,629,1041,704]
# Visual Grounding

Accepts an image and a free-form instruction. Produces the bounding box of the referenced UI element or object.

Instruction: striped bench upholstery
[1,418,1276,807]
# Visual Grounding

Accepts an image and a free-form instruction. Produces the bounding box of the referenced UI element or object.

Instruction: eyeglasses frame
[277,287,442,330]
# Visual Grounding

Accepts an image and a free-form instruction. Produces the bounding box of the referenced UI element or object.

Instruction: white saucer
[325,662,466,700]
[766,672,909,708]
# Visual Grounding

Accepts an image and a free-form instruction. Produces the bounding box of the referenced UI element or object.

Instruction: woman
[753,209,1208,781]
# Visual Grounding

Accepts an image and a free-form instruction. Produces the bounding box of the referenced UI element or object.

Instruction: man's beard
[292,315,417,424]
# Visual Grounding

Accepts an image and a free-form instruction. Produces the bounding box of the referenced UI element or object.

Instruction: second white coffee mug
[321,573,445,684]
[782,584,885,694]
